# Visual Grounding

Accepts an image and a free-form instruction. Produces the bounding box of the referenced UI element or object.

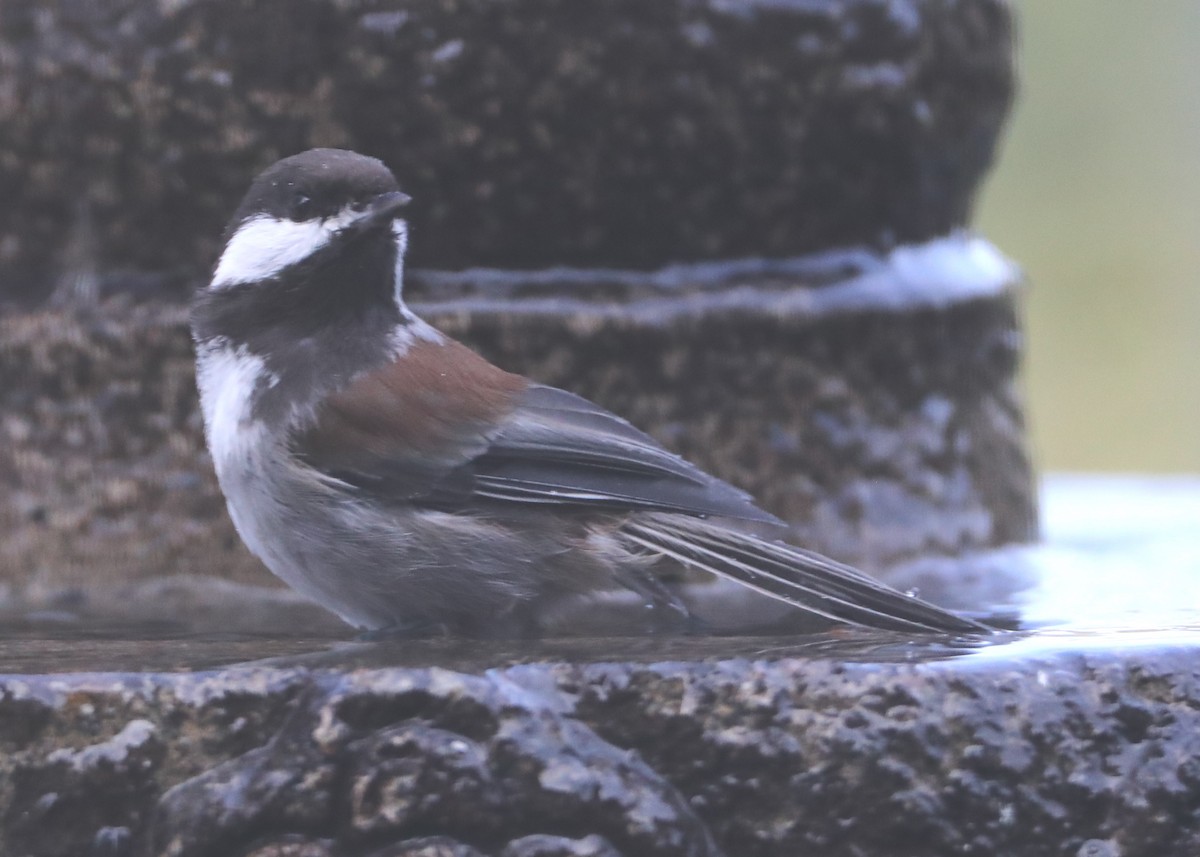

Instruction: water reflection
[2,475,1196,674]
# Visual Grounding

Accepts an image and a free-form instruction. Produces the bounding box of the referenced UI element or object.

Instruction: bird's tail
[618,515,990,634]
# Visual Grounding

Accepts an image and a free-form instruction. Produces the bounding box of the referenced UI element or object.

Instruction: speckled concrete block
[0,0,1013,303]
[3,643,1199,856]
[0,236,1035,622]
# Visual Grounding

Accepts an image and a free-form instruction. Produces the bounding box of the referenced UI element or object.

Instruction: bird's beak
[358,191,412,229]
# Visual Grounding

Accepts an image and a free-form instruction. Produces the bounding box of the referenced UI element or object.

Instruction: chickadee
[191,148,987,638]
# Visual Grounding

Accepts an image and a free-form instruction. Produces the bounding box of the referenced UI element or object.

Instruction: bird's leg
[612,566,710,635]
[357,619,451,641]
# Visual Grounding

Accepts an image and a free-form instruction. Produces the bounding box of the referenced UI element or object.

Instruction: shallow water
[1,474,1196,674]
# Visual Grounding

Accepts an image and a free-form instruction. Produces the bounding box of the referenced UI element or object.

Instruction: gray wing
[300,380,782,525]
[424,387,987,633]
[425,385,784,524]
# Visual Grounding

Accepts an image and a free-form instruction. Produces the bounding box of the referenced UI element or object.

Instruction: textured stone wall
[0,0,1028,619]
[0,245,1035,619]
[3,647,1198,856]
[0,0,1013,304]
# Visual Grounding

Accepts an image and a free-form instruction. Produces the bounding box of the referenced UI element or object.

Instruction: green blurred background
[977,0,1200,473]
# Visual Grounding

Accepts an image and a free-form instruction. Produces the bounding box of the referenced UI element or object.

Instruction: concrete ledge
[3,641,1197,856]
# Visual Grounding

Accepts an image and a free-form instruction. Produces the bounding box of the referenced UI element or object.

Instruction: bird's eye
[293,194,315,220]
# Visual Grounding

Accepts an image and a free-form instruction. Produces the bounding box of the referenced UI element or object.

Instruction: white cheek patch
[391,220,409,304]
[211,208,365,288]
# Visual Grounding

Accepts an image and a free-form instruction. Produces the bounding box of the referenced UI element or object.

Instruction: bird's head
[207,148,412,311]
[192,149,427,419]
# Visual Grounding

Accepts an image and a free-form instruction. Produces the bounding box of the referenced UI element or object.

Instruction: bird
[191,148,989,638]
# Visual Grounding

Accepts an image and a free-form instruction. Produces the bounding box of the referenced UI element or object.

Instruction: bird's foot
[358,619,450,641]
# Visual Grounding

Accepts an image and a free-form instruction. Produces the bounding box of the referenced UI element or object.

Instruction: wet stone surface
[4,643,1200,857]
[1,668,721,857]
[0,0,1013,303]
[1,473,1196,856]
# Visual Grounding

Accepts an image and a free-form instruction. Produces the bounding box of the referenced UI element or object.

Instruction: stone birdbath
[2,2,1199,855]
